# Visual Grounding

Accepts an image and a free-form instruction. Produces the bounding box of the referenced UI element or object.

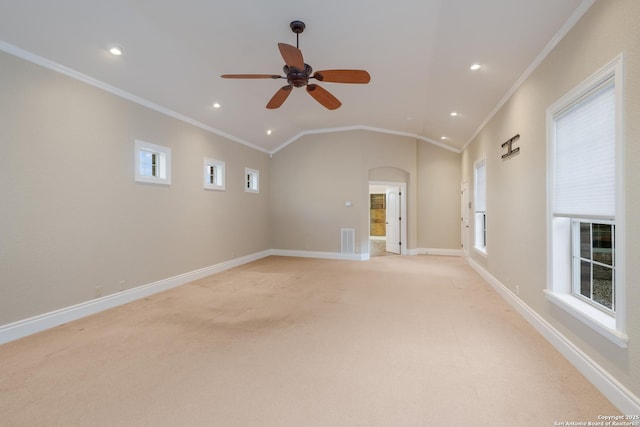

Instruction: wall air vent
[341,228,355,254]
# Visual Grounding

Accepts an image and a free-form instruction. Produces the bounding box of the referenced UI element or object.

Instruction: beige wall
[461,0,640,399]
[0,52,270,325]
[417,141,461,249]
[270,130,461,254]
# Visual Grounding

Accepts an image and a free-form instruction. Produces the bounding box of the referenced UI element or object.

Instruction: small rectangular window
[245,168,259,193]
[135,140,171,185]
[204,158,225,191]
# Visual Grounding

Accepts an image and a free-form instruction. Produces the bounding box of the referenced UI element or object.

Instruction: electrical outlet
[515,285,520,296]
[95,286,103,298]
[119,280,126,291]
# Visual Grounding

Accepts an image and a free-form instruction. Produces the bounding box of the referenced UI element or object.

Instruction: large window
[474,158,487,254]
[546,56,626,347]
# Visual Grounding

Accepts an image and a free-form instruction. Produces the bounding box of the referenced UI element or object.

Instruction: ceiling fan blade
[278,43,304,70]
[313,69,371,84]
[266,85,293,109]
[306,84,341,110]
[221,74,282,79]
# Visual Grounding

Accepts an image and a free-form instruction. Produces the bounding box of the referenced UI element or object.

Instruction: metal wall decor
[501,134,521,159]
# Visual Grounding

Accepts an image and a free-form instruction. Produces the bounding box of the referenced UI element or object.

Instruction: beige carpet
[0,255,617,426]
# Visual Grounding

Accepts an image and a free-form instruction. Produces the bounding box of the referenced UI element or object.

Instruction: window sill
[544,290,628,348]
[135,176,171,185]
[474,247,488,258]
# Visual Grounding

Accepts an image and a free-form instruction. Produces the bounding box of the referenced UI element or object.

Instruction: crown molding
[0,41,270,154]
[462,0,597,151]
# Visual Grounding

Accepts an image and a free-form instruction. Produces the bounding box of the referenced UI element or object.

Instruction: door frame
[369,181,407,255]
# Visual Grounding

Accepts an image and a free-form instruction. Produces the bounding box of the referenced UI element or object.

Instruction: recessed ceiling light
[450,112,458,117]
[441,136,447,140]
[212,102,221,109]
[266,129,272,135]
[470,63,481,71]
[108,45,123,56]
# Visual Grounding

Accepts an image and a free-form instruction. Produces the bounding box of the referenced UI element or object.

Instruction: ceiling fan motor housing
[283,63,313,87]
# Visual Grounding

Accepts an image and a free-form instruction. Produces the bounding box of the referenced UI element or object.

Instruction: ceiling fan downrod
[290,20,305,48]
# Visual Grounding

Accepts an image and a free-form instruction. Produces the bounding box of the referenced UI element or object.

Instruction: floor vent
[341,228,355,254]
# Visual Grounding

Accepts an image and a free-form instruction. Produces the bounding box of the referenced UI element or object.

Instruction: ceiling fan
[221,20,371,110]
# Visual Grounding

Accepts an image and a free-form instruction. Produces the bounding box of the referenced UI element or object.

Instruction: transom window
[245,168,259,193]
[204,158,225,191]
[134,140,171,185]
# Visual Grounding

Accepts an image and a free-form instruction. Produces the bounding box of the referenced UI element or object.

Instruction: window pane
[140,151,154,177]
[579,222,591,259]
[213,166,218,185]
[474,161,486,211]
[482,213,487,247]
[475,212,486,249]
[592,223,613,265]
[592,264,613,309]
[151,153,157,176]
[158,154,166,179]
[580,260,591,298]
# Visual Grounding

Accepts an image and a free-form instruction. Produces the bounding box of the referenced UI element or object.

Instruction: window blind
[554,79,615,218]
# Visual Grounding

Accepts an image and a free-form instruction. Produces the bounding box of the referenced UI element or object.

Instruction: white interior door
[461,181,470,254]
[386,187,401,254]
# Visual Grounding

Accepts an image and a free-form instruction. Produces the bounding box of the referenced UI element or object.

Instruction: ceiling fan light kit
[221,20,370,110]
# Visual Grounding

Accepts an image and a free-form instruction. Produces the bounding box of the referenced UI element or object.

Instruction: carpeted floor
[0,255,617,426]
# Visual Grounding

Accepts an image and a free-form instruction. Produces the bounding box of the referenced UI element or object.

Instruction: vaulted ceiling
[0,0,590,153]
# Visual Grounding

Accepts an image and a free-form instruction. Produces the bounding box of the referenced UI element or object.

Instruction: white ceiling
[0,0,590,153]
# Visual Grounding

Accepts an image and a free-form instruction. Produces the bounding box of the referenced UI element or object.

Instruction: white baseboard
[270,249,369,261]
[272,247,463,260]
[466,257,640,415]
[0,250,271,345]
[409,248,463,257]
